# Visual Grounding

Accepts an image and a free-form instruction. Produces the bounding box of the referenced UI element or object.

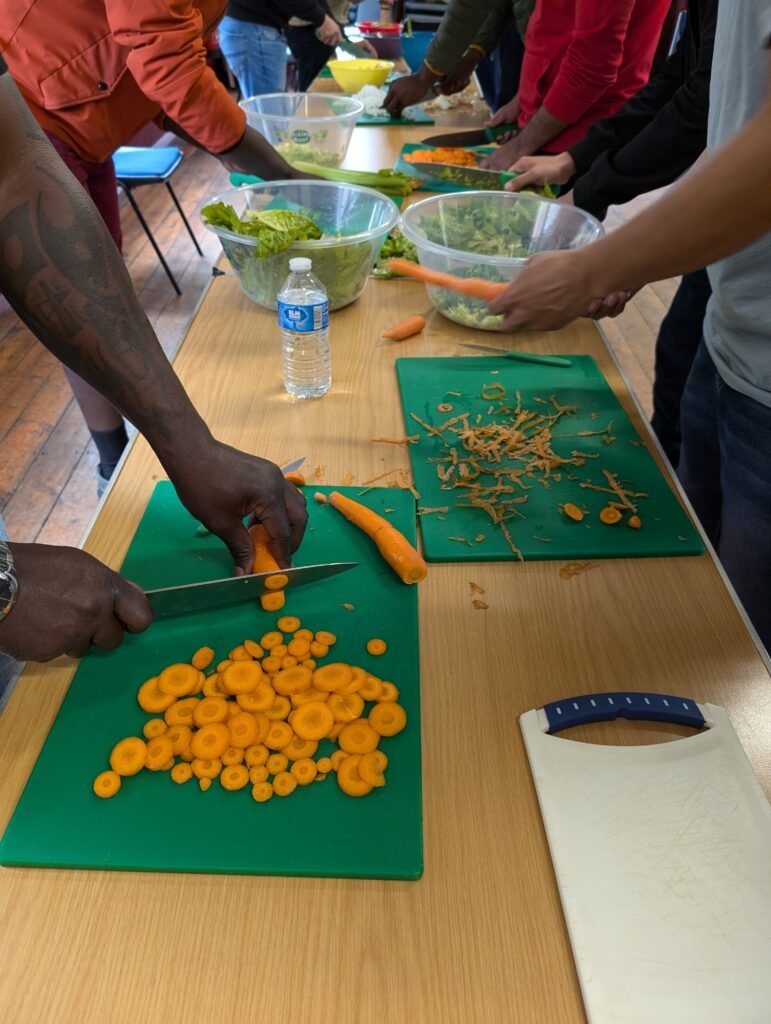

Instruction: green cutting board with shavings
[0,483,422,879]
[396,356,704,562]
[394,142,497,192]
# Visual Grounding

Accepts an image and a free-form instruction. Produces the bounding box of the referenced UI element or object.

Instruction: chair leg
[121,186,182,295]
[165,182,203,257]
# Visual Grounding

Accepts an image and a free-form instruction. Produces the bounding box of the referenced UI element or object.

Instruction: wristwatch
[0,541,18,621]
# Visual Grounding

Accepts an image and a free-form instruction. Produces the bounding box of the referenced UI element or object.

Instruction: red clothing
[518,0,671,152]
[0,0,245,163]
[46,134,124,250]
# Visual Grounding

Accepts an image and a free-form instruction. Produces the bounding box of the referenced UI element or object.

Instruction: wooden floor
[0,145,674,549]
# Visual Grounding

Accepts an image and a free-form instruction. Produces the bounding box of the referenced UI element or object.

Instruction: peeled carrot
[248,523,287,609]
[284,471,306,487]
[316,490,427,585]
[387,259,508,302]
[382,315,425,342]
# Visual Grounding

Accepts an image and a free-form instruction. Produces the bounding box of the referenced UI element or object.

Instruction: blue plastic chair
[113,146,203,295]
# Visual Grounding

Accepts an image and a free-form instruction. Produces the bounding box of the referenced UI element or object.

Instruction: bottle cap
[289,257,312,272]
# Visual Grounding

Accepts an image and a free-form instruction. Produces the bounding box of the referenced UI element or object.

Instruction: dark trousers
[475,20,525,112]
[678,342,771,653]
[287,25,334,92]
[651,268,712,468]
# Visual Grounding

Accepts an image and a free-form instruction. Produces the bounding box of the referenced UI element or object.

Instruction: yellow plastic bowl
[327,59,394,93]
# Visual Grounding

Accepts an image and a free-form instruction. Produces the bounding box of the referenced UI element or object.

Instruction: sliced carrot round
[272,771,297,797]
[142,718,167,739]
[265,695,292,721]
[145,734,175,771]
[291,758,318,785]
[252,712,271,745]
[309,640,329,659]
[266,752,289,775]
[202,673,225,698]
[137,676,175,713]
[165,696,200,727]
[328,692,365,724]
[292,701,335,741]
[358,750,388,788]
[273,665,313,697]
[220,764,250,791]
[271,644,288,659]
[227,701,240,719]
[366,638,387,656]
[193,696,229,727]
[158,662,199,697]
[339,719,380,754]
[359,675,383,701]
[337,755,373,797]
[93,770,121,798]
[283,735,318,761]
[229,644,251,662]
[562,503,585,522]
[222,659,262,696]
[261,655,282,675]
[244,638,265,660]
[192,758,222,780]
[281,656,297,669]
[338,666,366,695]
[301,658,317,671]
[378,682,400,703]
[190,722,230,760]
[198,777,212,792]
[599,505,623,525]
[192,646,215,671]
[260,591,285,612]
[329,749,348,772]
[293,628,314,642]
[264,573,289,591]
[217,659,233,674]
[252,781,273,802]
[291,686,328,708]
[236,681,275,713]
[245,743,269,767]
[166,724,193,756]
[170,762,193,784]
[277,615,301,633]
[369,702,407,737]
[229,711,259,749]
[260,631,284,650]
[313,662,352,693]
[222,745,245,766]
[316,756,333,775]
[287,637,310,658]
[109,737,147,777]
[250,765,269,784]
[628,514,642,529]
[265,720,293,750]
[327,722,343,741]
[315,631,337,646]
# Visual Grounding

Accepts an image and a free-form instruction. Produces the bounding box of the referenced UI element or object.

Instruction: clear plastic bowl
[201,181,399,311]
[239,93,363,169]
[400,191,604,331]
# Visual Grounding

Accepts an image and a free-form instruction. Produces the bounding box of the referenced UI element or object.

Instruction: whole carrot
[382,315,426,342]
[387,258,508,301]
[315,491,427,585]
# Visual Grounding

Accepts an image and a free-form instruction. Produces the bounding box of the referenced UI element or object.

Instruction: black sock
[92,423,129,479]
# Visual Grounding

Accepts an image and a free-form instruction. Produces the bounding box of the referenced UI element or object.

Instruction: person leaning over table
[487,0,771,651]
[504,0,717,470]
[0,56,308,664]
[286,0,378,94]
[383,0,671,172]
[0,0,315,499]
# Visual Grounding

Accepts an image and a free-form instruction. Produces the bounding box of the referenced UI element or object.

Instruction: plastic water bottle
[277,257,331,398]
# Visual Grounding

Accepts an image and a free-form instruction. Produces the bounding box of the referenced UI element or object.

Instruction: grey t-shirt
[703,0,771,407]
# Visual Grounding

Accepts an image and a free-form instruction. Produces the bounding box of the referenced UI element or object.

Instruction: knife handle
[542,692,706,734]
[486,124,519,142]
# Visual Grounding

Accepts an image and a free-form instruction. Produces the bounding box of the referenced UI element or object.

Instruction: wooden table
[1,122,769,1024]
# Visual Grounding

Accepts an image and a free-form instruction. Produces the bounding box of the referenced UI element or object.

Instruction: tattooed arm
[0,73,307,571]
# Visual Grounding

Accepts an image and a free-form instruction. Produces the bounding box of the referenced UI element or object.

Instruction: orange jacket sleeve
[105,0,246,154]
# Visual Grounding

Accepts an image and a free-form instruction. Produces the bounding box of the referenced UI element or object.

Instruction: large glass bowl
[202,181,399,311]
[400,192,604,331]
[239,93,363,168]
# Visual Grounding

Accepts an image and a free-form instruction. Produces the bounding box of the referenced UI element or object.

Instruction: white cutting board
[521,699,771,1024]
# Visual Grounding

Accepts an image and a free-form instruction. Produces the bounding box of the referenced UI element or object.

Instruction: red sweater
[518,0,671,152]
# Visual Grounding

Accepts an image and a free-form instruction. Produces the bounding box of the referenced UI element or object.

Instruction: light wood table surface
[1,120,770,1024]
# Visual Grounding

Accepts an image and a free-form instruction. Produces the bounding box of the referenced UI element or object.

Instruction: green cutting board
[0,483,422,879]
[397,356,704,562]
[395,142,496,192]
[357,108,434,126]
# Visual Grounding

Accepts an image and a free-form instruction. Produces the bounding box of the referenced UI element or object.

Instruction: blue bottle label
[277,301,329,332]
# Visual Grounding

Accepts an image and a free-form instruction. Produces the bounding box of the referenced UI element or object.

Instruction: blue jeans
[678,342,771,652]
[218,18,288,99]
[476,19,525,112]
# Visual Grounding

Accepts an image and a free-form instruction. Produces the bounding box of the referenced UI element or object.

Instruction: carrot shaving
[468,582,486,595]
[471,599,489,610]
[372,436,419,446]
[559,562,599,579]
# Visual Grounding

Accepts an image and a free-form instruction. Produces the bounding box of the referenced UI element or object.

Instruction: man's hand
[0,544,153,662]
[481,135,530,171]
[439,50,481,96]
[504,153,575,191]
[318,15,343,46]
[167,440,308,573]
[384,67,438,117]
[485,95,520,144]
[487,250,606,331]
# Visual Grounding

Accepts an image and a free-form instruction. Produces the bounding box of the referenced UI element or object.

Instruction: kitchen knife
[146,561,358,619]
[410,162,517,190]
[335,37,373,60]
[461,343,573,368]
[280,456,306,475]
[419,124,518,148]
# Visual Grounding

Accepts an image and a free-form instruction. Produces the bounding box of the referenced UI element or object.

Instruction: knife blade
[146,562,358,619]
[410,162,517,190]
[461,343,573,368]
[419,124,518,148]
[280,456,306,475]
[335,37,373,60]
